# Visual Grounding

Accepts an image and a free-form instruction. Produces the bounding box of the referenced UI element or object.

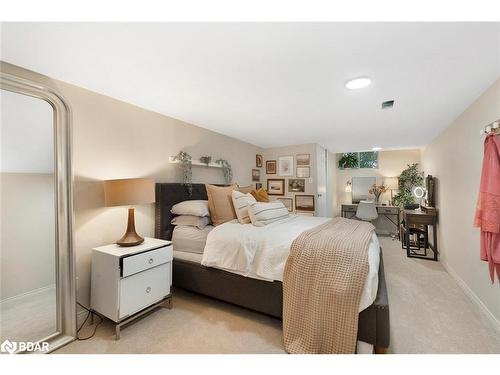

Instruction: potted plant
[392,163,424,208]
[369,183,387,204]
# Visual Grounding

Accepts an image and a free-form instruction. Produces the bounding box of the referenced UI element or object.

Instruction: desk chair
[356,201,378,222]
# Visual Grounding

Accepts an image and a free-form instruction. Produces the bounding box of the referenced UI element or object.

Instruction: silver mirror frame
[0,72,76,352]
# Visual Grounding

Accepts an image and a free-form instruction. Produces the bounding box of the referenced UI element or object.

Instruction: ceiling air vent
[381,100,394,109]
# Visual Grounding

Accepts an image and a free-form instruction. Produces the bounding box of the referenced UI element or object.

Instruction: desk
[341,204,400,237]
[402,208,438,261]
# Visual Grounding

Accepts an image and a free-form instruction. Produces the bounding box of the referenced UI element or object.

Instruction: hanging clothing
[474,134,500,283]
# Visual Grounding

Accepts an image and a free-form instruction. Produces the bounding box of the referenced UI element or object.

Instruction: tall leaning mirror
[0,72,75,353]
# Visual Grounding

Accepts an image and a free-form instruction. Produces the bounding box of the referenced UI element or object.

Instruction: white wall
[421,78,500,328]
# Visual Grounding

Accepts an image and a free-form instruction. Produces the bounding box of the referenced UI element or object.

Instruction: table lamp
[384,177,399,205]
[104,178,155,247]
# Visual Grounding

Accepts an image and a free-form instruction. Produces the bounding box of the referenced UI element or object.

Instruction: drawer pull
[148,258,154,264]
[146,286,151,293]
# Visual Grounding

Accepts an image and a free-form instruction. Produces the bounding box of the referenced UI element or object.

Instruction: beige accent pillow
[206,184,238,226]
[238,185,254,194]
[231,190,257,224]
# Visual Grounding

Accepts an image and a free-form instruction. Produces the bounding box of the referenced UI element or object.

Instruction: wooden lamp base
[116,208,144,247]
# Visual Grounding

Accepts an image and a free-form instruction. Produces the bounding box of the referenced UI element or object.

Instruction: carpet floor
[56,237,500,354]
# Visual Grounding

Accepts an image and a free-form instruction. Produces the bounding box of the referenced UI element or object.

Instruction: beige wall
[262,143,318,212]
[421,78,500,328]
[1,62,262,309]
[1,173,55,300]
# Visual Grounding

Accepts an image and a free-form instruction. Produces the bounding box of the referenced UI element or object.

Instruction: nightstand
[90,237,173,339]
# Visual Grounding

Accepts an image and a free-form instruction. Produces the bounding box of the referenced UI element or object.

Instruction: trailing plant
[392,163,424,208]
[338,152,359,169]
[216,158,233,185]
[200,156,212,166]
[173,151,193,195]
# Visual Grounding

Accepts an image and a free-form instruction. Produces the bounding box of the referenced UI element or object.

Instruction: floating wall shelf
[168,156,223,169]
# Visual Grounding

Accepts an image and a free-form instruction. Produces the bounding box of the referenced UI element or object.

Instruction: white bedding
[201,215,380,312]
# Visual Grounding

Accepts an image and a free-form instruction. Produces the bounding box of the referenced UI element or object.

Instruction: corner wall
[421,78,500,329]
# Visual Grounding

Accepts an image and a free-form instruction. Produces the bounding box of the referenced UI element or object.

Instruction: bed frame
[155,182,390,351]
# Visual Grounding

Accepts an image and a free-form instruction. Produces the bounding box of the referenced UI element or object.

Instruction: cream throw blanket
[283,217,375,354]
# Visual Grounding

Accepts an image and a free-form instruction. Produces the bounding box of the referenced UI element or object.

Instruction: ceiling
[2,22,499,152]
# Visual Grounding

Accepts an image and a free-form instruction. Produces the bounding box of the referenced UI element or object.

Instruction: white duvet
[201,215,380,312]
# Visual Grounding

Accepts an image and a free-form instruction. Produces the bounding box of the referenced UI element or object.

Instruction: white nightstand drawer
[119,263,170,319]
[122,246,172,277]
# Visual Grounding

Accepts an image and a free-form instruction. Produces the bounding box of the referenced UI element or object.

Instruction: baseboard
[0,284,56,304]
[441,261,500,334]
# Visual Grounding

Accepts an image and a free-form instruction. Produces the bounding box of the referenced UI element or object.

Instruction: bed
[155,183,390,351]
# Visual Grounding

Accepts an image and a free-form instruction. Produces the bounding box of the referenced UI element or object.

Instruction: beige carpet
[56,237,500,354]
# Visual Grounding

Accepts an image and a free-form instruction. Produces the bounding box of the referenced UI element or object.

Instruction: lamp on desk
[384,177,399,205]
[104,178,155,247]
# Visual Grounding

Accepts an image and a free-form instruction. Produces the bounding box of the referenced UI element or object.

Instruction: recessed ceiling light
[345,77,371,89]
[372,147,382,151]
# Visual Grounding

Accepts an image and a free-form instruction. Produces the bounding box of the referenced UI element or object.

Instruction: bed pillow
[238,185,254,194]
[231,190,257,224]
[171,200,210,217]
[248,201,290,227]
[171,215,211,229]
[251,188,270,202]
[206,184,238,226]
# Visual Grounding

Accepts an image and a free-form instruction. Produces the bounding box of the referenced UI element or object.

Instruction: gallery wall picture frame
[252,169,261,182]
[266,160,277,174]
[296,166,310,178]
[256,154,263,168]
[277,197,293,212]
[278,156,294,177]
[296,153,310,166]
[255,183,262,190]
[288,178,305,193]
[267,179,285,196]
[295,194,315,212]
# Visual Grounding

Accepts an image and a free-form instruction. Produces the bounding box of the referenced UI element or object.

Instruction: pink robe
[474,134,500,283]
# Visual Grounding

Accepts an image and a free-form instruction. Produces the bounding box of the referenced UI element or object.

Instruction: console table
[341,204,400,237]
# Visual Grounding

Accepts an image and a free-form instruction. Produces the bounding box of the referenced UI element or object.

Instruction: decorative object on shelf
[345,180,352,193]
[338,152,359,169]
[296,166,310,178]
[479,119,499,136]
[173,151,193,195]
[278,156,294,176]
[256,154,263,168]
[288,178,305,193]
[295,194,315,212]
[252,169,261,182]
[369,183,387,204]
[103,178,155,247]
[216,158,233,184]
[267,178,285,195]
[277,197,293,212]
[200,155,212,166]
[383,177,399,205]
[266,160,277,174]
[255,182,262,189]
[392,163,424,208]
[296,153,310,166]
[425,175,436,207]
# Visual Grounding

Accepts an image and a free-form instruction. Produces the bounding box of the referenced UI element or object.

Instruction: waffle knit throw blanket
[283,217,375,354]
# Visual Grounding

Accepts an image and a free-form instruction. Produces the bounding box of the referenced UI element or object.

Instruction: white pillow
[171,200,209,217]
[231,190,257,224]
[171,215,211,229]
[248,201,290,227]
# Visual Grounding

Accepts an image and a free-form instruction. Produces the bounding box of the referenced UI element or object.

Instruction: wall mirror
[0,72,75,353]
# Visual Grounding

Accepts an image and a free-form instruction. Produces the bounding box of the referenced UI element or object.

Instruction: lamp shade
[384,177,399,190]
[104,178,155,207]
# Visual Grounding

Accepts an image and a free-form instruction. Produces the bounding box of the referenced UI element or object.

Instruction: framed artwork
[277,197,293,212]
[266,160,277,174]
[278,156,294,177]
[255,183,262,190]
[288,178,305,193]
[296,153,310,166]
[252,169,260,182]
[267,179,285,196]
[256,154,263,168]
[295,194,315,211]
[296,166,310,178]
